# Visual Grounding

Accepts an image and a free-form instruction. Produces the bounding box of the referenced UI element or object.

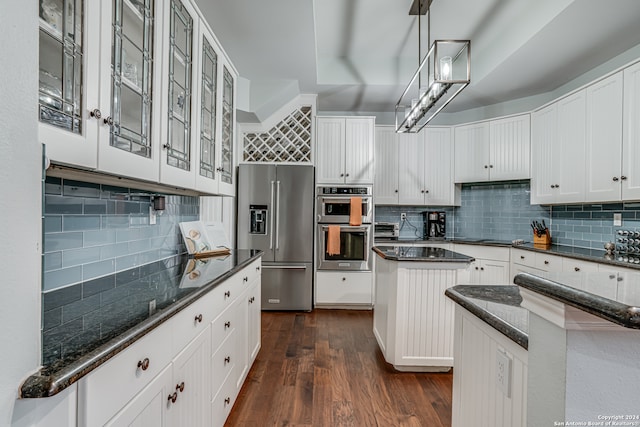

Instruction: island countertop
[445,285,529,349]
[21,249,262,398]
[514,271,640,329]
[372,245,475,263]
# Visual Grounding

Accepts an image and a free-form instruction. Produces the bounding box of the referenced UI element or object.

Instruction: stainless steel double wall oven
[316,185,373,271]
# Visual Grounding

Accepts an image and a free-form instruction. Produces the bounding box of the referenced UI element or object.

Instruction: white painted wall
[0,2,42,426]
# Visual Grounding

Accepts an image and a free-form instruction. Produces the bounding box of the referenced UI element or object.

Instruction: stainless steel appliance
[374,222,399,240]
[317,224,372,271]
[316,185,373,224]
[423,211,446,240]
[237,164,314,311]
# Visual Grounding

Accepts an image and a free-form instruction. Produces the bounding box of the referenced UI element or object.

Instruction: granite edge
[372,246,475,263]
[20,251,264,398]
[514,272,640,329]
[445,286,528,350]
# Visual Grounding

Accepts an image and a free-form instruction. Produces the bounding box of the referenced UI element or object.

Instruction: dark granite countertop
[374,237,513,247]
[21,249,262,398]
[372,246,475,263]
[513,243,640,270]
[514,271,640,329]
[445,285,528,349]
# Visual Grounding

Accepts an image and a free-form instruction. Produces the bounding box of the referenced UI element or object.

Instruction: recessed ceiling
[195,0,640,118]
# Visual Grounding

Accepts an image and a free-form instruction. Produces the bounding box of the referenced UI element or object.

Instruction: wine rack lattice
[242,105,312,163]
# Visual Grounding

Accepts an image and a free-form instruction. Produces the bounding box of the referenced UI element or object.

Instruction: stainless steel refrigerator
[237,164,314,311]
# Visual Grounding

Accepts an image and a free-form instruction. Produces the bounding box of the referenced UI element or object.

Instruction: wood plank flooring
[226,310,452,427]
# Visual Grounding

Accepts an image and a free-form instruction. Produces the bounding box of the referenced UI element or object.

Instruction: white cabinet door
[96,0,163,183]
[556,90,586,203]
[531,103,557,204]
[398,132,425,205]
[454,122,490,183]
[315,271,372,305]
[585,72,623,202]
[247,277,262,364]
[217,62,237,196]
[424,127,457,205]
[316,117,346,184]
[345,117,375,184]
[489,114,531,181]
[479,259,510,285]
[623,62,640,200]
[168,328,212,427]
[374,126,399,204]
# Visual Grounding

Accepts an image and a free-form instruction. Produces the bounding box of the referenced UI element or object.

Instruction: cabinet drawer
[172,289,217,355]
[535,253,563,272]
[511,249,535,267]
[240,259,262,289]
[562,258,598,273]
[211,302,239,352]
[211,367,238,426]
[454,244,510,262]
[211,329,237,398]
[78,321,173,427]
[316,271,372,305]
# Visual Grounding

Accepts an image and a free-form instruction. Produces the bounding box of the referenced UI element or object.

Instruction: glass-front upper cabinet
[194,28,218,192]
[218,65,235,194]
[159,0,198,189]
[39,0,98,168]
[97,0,163,182]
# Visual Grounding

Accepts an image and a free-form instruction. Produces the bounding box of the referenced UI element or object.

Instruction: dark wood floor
[226,310,452,427]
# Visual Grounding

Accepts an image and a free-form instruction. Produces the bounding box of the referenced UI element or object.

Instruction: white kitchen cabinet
[315,271,373,306]
[531,91,586,204]
[399,128,457,205]
[454,122,490,183]
[454,244,511,285]
[374,126,400,204]
[316,117,375,184]
[623,61,640,200]
[585,72,624,202]
[246,274,262,364]
[454,115,530,183]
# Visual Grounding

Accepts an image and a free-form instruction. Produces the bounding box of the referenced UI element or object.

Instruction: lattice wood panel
[242,105,312,162]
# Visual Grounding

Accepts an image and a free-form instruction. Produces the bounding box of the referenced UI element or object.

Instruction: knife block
[533,230,551,246]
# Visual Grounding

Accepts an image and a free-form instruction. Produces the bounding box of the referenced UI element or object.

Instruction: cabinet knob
[520,255,525,260]
[621,176,628,181]
[340,173,344,177]
[346,173,350,177]
[489,165,494,168]
[216,167,224,172]
[224,397,231,406]
[243,276,249,282]
[421,190,425,193]
[484,165,488,169]
[425,190,429,194]
[555,184,559,188]
[195,314,203,323]
[609,274,616,280]
[137,358,150,371]
[475,266,479,270]
[89,108,102,119]
[168,392,178,404]
[224,290,231,298]
[163,143,170,150]
[480,267,484,271]
[394,189,398,193]
[550,184,555,189]
[613,177,620,182]
[103,116,113,126]
[256,266,261,271]
[544,260,549,265]
[224,321,231,329]
[224,356,231,364]
[342,277,346,281]
[574,267,580,272]
[176,382,185,392]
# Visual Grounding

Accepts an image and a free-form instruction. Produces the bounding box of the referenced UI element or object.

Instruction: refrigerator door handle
[261,265,308,270]
[275,180,281,250]
[269,180,275,249]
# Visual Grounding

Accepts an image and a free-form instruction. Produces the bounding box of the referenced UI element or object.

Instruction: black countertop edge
[445,285,528,349]
[372,246,475,263]
[374,237,513,247]
[512,243,640,271]
[20,251,263,399]
[514,272,640,329]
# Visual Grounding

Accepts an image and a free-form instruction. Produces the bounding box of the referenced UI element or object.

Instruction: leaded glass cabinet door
[194,28,219,193]
[218,65,235,195]
[96,0,161,182]
[38,0,99,168]
[159,0,197,189]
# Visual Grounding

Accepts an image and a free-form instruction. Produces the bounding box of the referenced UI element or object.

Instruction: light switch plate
[496,350,512,397]
[614,213,622,227]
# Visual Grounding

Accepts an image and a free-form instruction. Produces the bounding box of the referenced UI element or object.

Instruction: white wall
[0,2,42,426]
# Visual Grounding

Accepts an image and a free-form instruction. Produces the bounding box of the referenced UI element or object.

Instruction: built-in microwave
[317,224,372,271]
[316,185,373,224]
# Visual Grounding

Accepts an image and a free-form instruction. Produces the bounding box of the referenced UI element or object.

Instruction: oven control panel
[318,186,372,195]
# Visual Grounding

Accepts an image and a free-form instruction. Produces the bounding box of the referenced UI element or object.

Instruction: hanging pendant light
[395,0,470,133]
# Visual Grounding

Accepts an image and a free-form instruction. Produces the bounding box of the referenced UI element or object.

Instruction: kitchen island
[372,246,474,371]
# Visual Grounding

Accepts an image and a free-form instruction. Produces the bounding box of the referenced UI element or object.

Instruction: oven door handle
[320,225,370,232]
[261,265,308,270]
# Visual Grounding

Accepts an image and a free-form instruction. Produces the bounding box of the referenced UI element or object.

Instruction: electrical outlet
[401,212,407,221]
[614,213,622,227]
[496,350,512,397]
